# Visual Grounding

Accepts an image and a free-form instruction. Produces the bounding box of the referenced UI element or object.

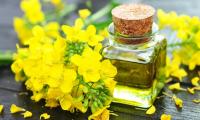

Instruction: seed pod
[91,104,97,113]
[77,95,84,101]
[93,101,98,108]
[97,99,103,108]
[87,94,92,99]
[83,86,89,93]
[99,95,107,102]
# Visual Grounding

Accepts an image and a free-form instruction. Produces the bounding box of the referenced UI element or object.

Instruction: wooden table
[0,66,200,120]
[0,0,200,120]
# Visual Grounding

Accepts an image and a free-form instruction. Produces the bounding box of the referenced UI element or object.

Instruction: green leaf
[0,50,13,66]
[93,20,112,30]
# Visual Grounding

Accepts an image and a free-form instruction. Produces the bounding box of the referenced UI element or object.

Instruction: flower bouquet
[11,0,117,119]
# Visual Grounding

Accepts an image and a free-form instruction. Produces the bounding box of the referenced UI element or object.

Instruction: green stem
[0,51,13,66]
[45,4,77,23]
[85,3,114,26]
[162,92,172,98]
[59,4,77,22]
[168,41,194,47]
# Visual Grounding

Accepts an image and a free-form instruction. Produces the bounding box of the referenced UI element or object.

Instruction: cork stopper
[112,4,155,36]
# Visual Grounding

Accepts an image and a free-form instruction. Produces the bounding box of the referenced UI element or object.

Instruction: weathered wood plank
[0,66,22,91]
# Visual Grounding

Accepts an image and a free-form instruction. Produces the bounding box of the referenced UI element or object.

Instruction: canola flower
[158,10,200,110]
[158,9,200,72]
[11,11,117,119]
[20,0,45,24]
[79,9,91,19]
[13,0,66,45]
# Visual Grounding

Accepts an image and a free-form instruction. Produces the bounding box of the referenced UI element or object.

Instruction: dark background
[0,0,200,120]
[1,0,200,51]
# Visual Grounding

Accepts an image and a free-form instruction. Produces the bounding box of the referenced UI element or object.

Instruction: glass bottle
[102,23,167,108]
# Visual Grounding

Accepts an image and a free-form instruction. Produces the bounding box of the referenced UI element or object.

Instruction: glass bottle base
[112,79,165,108]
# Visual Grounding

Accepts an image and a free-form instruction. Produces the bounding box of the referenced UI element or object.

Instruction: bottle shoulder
[102,34,167,63]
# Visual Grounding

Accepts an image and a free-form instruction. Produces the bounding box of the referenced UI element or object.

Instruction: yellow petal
[194,86,200,90]
[51,0,62,6]
[103,78,117,94]
[146,105,156,115]
[59,94,73,110]
[31,92,44,102]
[40,113,50,120]
[94,43,103,53]
[72,101,87,113]
[74,18,84,30]
[171,69,187,81]
[172,95,183,108]
[87,25,96,35]
[99,28,109,38]
[60,69,77,93]
[160,114,172,120]
[88,106,110,120]
[45,99,59,108]
[78,9,91,19]
[100,59,117,78]
[70,54,83,66]
[32,25,45,37]
[192,99,200,104]
[187,88,195,94]
[191,77,200,86]
[22,111,32,118]
[168,83,181,90]
[10,104,25,113]
[0,105,4,114]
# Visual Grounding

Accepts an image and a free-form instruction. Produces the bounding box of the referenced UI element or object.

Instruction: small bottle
[103,4,167,108]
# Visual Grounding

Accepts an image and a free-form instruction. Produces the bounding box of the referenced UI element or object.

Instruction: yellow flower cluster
[14,19,60,45]
[158,9,200,72]
[165,56,187,81]
[12,14,117,119]
[13,0,115,118]
[21,0,45,24]
[79,9,91,19]
[13,0,63,45]
[158,11,200,115]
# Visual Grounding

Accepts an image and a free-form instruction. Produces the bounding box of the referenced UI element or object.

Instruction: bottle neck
[114,32,152,45]
[108,22,158,47]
